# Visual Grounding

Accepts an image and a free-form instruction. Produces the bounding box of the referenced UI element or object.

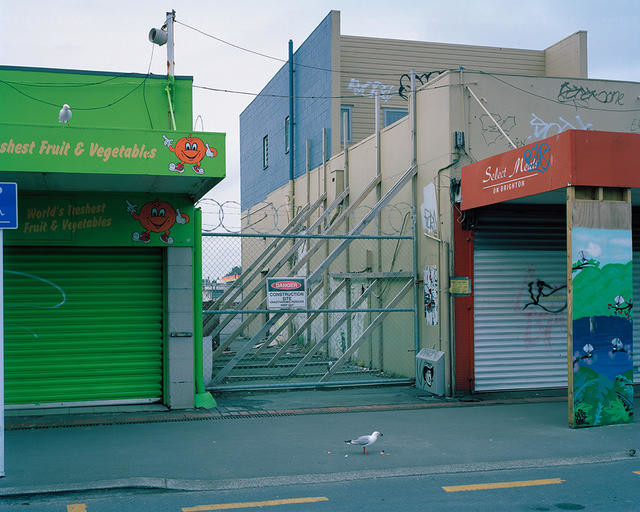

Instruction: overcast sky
[3,1,638,229]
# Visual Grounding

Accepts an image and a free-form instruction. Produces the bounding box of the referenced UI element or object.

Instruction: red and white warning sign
[266,277,307,310]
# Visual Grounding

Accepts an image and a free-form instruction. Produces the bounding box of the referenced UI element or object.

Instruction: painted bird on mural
[345,431,382,455]
[58,104,72,125]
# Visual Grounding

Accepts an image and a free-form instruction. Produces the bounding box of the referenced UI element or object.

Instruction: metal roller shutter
[474,205,640,391]
[4,246,164,406]
[473,205,568,391]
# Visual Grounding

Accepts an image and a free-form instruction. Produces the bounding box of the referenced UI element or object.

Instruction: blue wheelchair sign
[0,183,17,230]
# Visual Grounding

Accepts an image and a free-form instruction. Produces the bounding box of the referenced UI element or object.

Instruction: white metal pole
[0,229,5,477]
[166,10,175,77]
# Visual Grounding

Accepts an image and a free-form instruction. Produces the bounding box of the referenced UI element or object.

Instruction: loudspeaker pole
[166,10,175,77]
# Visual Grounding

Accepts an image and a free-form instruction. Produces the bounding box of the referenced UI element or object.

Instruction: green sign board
[0,123,225,179]
[6,192,196,247]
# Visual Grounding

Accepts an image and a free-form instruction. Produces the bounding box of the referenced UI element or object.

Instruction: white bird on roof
[58,104,72,125]
[345,431,382,455]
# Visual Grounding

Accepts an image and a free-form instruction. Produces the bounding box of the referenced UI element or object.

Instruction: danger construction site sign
[266,277,307,310]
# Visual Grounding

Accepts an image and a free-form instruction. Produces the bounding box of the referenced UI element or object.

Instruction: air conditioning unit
[416,348,445,396]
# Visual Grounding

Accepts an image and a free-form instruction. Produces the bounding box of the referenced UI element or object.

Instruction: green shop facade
[0,65,225,410]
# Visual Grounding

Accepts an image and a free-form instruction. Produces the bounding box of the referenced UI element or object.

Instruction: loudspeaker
[148,27,168,46]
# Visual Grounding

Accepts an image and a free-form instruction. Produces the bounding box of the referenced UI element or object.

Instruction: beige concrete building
[229,11,639,396]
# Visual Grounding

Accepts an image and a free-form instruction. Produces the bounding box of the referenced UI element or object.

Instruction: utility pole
[166,10,176,130]
[166,10,175,78]
[149,10,176,130]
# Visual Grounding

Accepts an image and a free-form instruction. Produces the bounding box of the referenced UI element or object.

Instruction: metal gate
[201,194,419,391]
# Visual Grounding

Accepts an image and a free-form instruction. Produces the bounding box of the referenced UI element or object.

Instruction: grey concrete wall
[166,247,194,409]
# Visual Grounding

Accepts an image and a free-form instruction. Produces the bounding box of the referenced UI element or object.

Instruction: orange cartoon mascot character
[127,199,189,244]
[163,134,217,175]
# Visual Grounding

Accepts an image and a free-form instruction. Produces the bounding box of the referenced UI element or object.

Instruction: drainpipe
[410,69,421,368]
[306,139,311,205]
[288,39,295,221]
[430,158,459,397]
[194,208,216,409]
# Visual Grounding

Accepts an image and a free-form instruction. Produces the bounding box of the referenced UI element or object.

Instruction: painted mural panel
[570,227,633,427]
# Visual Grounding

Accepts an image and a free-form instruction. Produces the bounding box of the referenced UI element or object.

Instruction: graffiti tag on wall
[398,71,445,100]
[421,183,437,235]
[528,113,593,141]
[557,81,625,107]
[479,113,517,145]
[347,78,394,102]
[523,142,551,174]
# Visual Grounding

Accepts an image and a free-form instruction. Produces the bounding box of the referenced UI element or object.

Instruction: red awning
[460,130,640,210]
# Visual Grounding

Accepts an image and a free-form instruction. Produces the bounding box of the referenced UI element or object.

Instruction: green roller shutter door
[4,246,164,405]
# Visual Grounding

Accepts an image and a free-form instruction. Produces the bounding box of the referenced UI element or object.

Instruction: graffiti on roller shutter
[522,280,567,314]
[5,270,66,339]
[516,266,566,346]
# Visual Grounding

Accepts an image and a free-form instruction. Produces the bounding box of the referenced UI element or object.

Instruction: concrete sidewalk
[0,389,638,497]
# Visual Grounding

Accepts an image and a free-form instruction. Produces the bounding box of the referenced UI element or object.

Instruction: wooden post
[566,186,574,427]
[567,186,633,428]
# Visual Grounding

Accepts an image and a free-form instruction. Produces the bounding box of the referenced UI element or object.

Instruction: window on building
[262,135,269,169]
[284,116,290,154]
[383,108,408,128]
[340,105,353,147]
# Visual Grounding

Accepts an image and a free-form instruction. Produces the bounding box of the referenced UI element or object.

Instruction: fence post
[412,206,420,380]
[375,91,383,369]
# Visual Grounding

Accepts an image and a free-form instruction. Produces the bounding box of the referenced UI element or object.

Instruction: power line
[0,77,150,110]
[175,19,416,78]
[176,19,640,113]
[193,84,387,100]
[175,20,286,64]
[0,75,123,88]
[478,70,640,113]
[142,42,155,128]
[0,48,158,113]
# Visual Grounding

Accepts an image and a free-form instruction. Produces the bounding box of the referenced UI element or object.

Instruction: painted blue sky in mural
[572,227,632,270]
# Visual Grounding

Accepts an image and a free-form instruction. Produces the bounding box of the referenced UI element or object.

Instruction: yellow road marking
[182,496,329,511]
[67,505,87,512]
[442,478,565,493]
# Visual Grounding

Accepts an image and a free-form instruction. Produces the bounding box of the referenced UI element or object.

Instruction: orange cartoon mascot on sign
[163,134,217,175]
[126,199,189,244]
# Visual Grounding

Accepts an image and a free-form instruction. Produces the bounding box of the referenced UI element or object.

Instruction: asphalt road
[2,458,638,511]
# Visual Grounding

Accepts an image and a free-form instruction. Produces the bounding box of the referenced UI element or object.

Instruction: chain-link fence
[201,202,418,391]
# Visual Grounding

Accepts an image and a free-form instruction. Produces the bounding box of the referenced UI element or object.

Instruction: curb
[0,451,630,498]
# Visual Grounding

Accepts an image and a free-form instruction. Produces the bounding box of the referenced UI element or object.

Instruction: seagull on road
[59,104,72,125]
[345,431,382,455]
